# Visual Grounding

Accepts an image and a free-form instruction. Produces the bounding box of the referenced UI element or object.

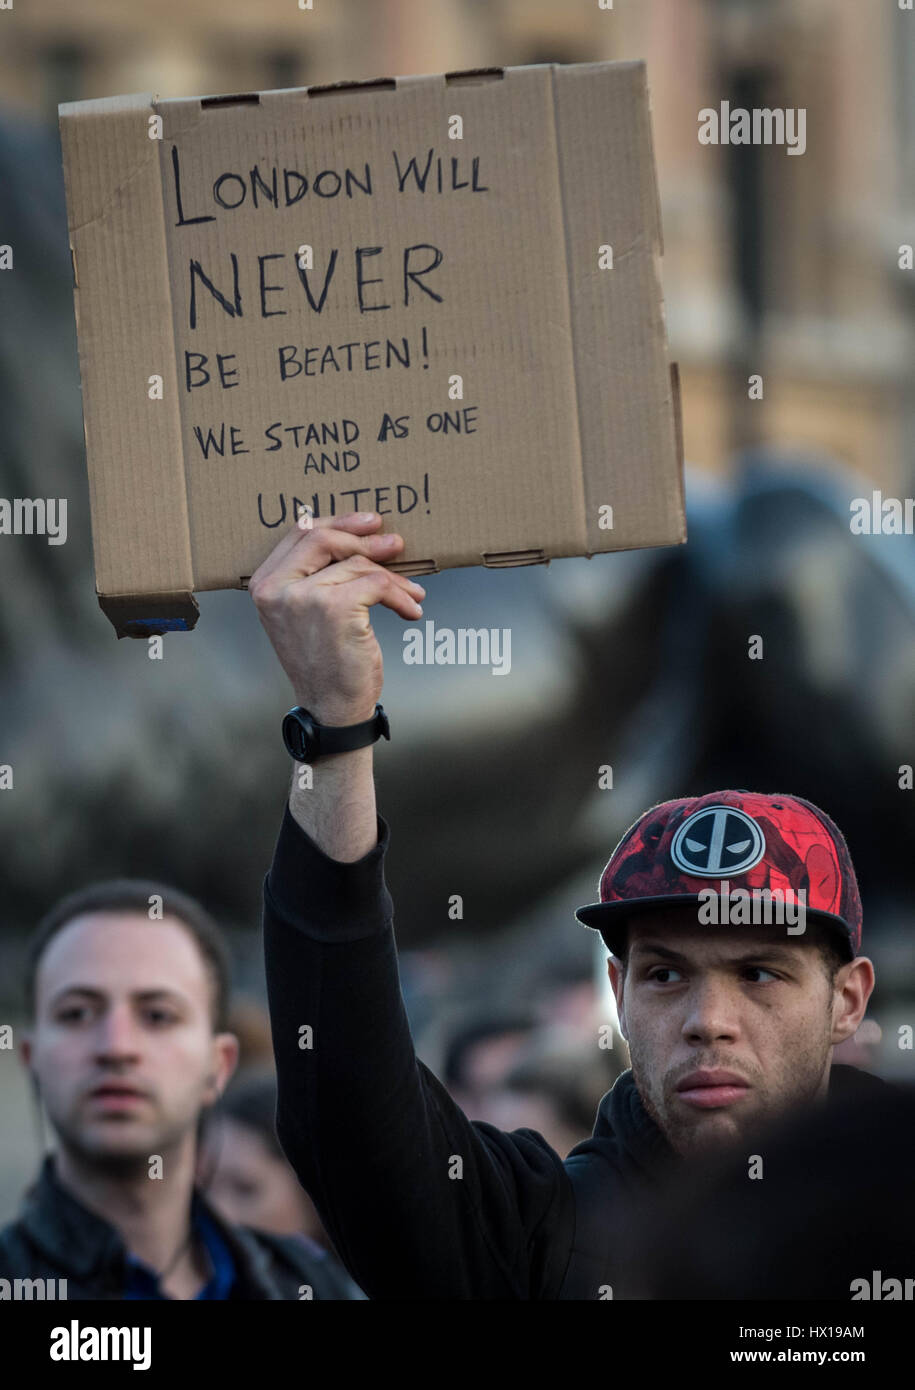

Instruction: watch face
[283,710,314,762]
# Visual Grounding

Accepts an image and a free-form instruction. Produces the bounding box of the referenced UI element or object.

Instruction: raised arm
[250,510,414,860]
[252,514,572,1299]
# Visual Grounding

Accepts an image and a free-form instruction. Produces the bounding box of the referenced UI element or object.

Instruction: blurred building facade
[2,0,913,488]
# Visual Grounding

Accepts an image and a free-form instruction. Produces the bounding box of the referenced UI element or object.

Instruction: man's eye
[145,1008,178,1025]
[57,1006,90,1023]
[744,966,779,983]
[647,967,683,983]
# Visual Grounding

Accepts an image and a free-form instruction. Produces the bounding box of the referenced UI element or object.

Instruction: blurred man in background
[0,880,360,1299]
[479,1034,624,1159]
[440,1011,624,1157]
[440,1013,537,1118]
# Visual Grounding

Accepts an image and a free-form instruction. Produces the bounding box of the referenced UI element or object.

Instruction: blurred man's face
[609,910,868,1158]
[24,913,236,1173]
[449,1030,532,1117]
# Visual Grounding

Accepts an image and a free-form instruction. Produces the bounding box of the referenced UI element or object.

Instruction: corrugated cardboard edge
[670,360,686,512]
[644,71,687,546]
[550,62,686,556]
[643,74,687,547]
[546,65,589,564]
[59,93,196,638]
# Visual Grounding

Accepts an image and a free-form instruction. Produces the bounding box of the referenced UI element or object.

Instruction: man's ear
[19,1035,42,1106]
[203,1032,240,1104]
[607,957,628,1041]
[830,956,876,1046]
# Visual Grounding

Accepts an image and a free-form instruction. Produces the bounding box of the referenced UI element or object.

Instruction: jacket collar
[20,1155,124,1282]
[19,1154,281,1297]
[595,1069,680,1181]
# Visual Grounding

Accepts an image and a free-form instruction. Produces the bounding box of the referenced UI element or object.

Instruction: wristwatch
[281,703,390,763]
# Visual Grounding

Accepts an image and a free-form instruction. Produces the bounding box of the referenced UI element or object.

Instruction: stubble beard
[629,1030,834,1160]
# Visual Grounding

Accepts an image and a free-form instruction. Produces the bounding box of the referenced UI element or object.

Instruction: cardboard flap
[551,62,685,553]
[59,94,195,613]
[98,591,200,639]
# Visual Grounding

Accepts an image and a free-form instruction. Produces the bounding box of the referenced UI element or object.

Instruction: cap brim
[575,895,855,961]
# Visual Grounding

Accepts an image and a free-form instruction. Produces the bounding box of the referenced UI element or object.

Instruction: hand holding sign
[249,511,424,726]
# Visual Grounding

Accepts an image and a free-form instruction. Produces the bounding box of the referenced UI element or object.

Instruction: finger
[250,511,388,585]
[310,553,426,600]
[255,522,406,590]
[250,510,383,582]
[331,568,424,622]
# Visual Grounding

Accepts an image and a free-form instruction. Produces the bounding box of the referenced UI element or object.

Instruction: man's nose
[92,1003,142,1060]
[680,977,741,1044]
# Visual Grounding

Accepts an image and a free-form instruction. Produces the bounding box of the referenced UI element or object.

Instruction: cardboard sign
[59,62,685,637]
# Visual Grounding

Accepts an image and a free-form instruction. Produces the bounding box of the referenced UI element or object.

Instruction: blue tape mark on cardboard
[125,618,190,635]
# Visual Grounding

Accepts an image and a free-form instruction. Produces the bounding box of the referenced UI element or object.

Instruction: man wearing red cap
[574,788,870,1164]
[253,514,881,1300]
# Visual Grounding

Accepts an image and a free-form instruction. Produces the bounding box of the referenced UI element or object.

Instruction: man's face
[24,912,237,1173]
[609,909,865,1158]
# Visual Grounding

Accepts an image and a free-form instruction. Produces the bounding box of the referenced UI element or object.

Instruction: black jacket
[0,1155,363,1299]
[263,803,901,1300]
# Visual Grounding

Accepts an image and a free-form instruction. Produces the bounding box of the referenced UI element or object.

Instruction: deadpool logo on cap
[670,805,766,877]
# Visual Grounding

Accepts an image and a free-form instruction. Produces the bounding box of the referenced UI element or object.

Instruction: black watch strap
[282,703,390,763]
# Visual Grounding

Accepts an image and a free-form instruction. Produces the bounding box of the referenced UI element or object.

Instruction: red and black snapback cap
[575,790,862,961]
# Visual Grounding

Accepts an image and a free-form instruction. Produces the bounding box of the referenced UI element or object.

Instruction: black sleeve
[262,805,574,1300]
